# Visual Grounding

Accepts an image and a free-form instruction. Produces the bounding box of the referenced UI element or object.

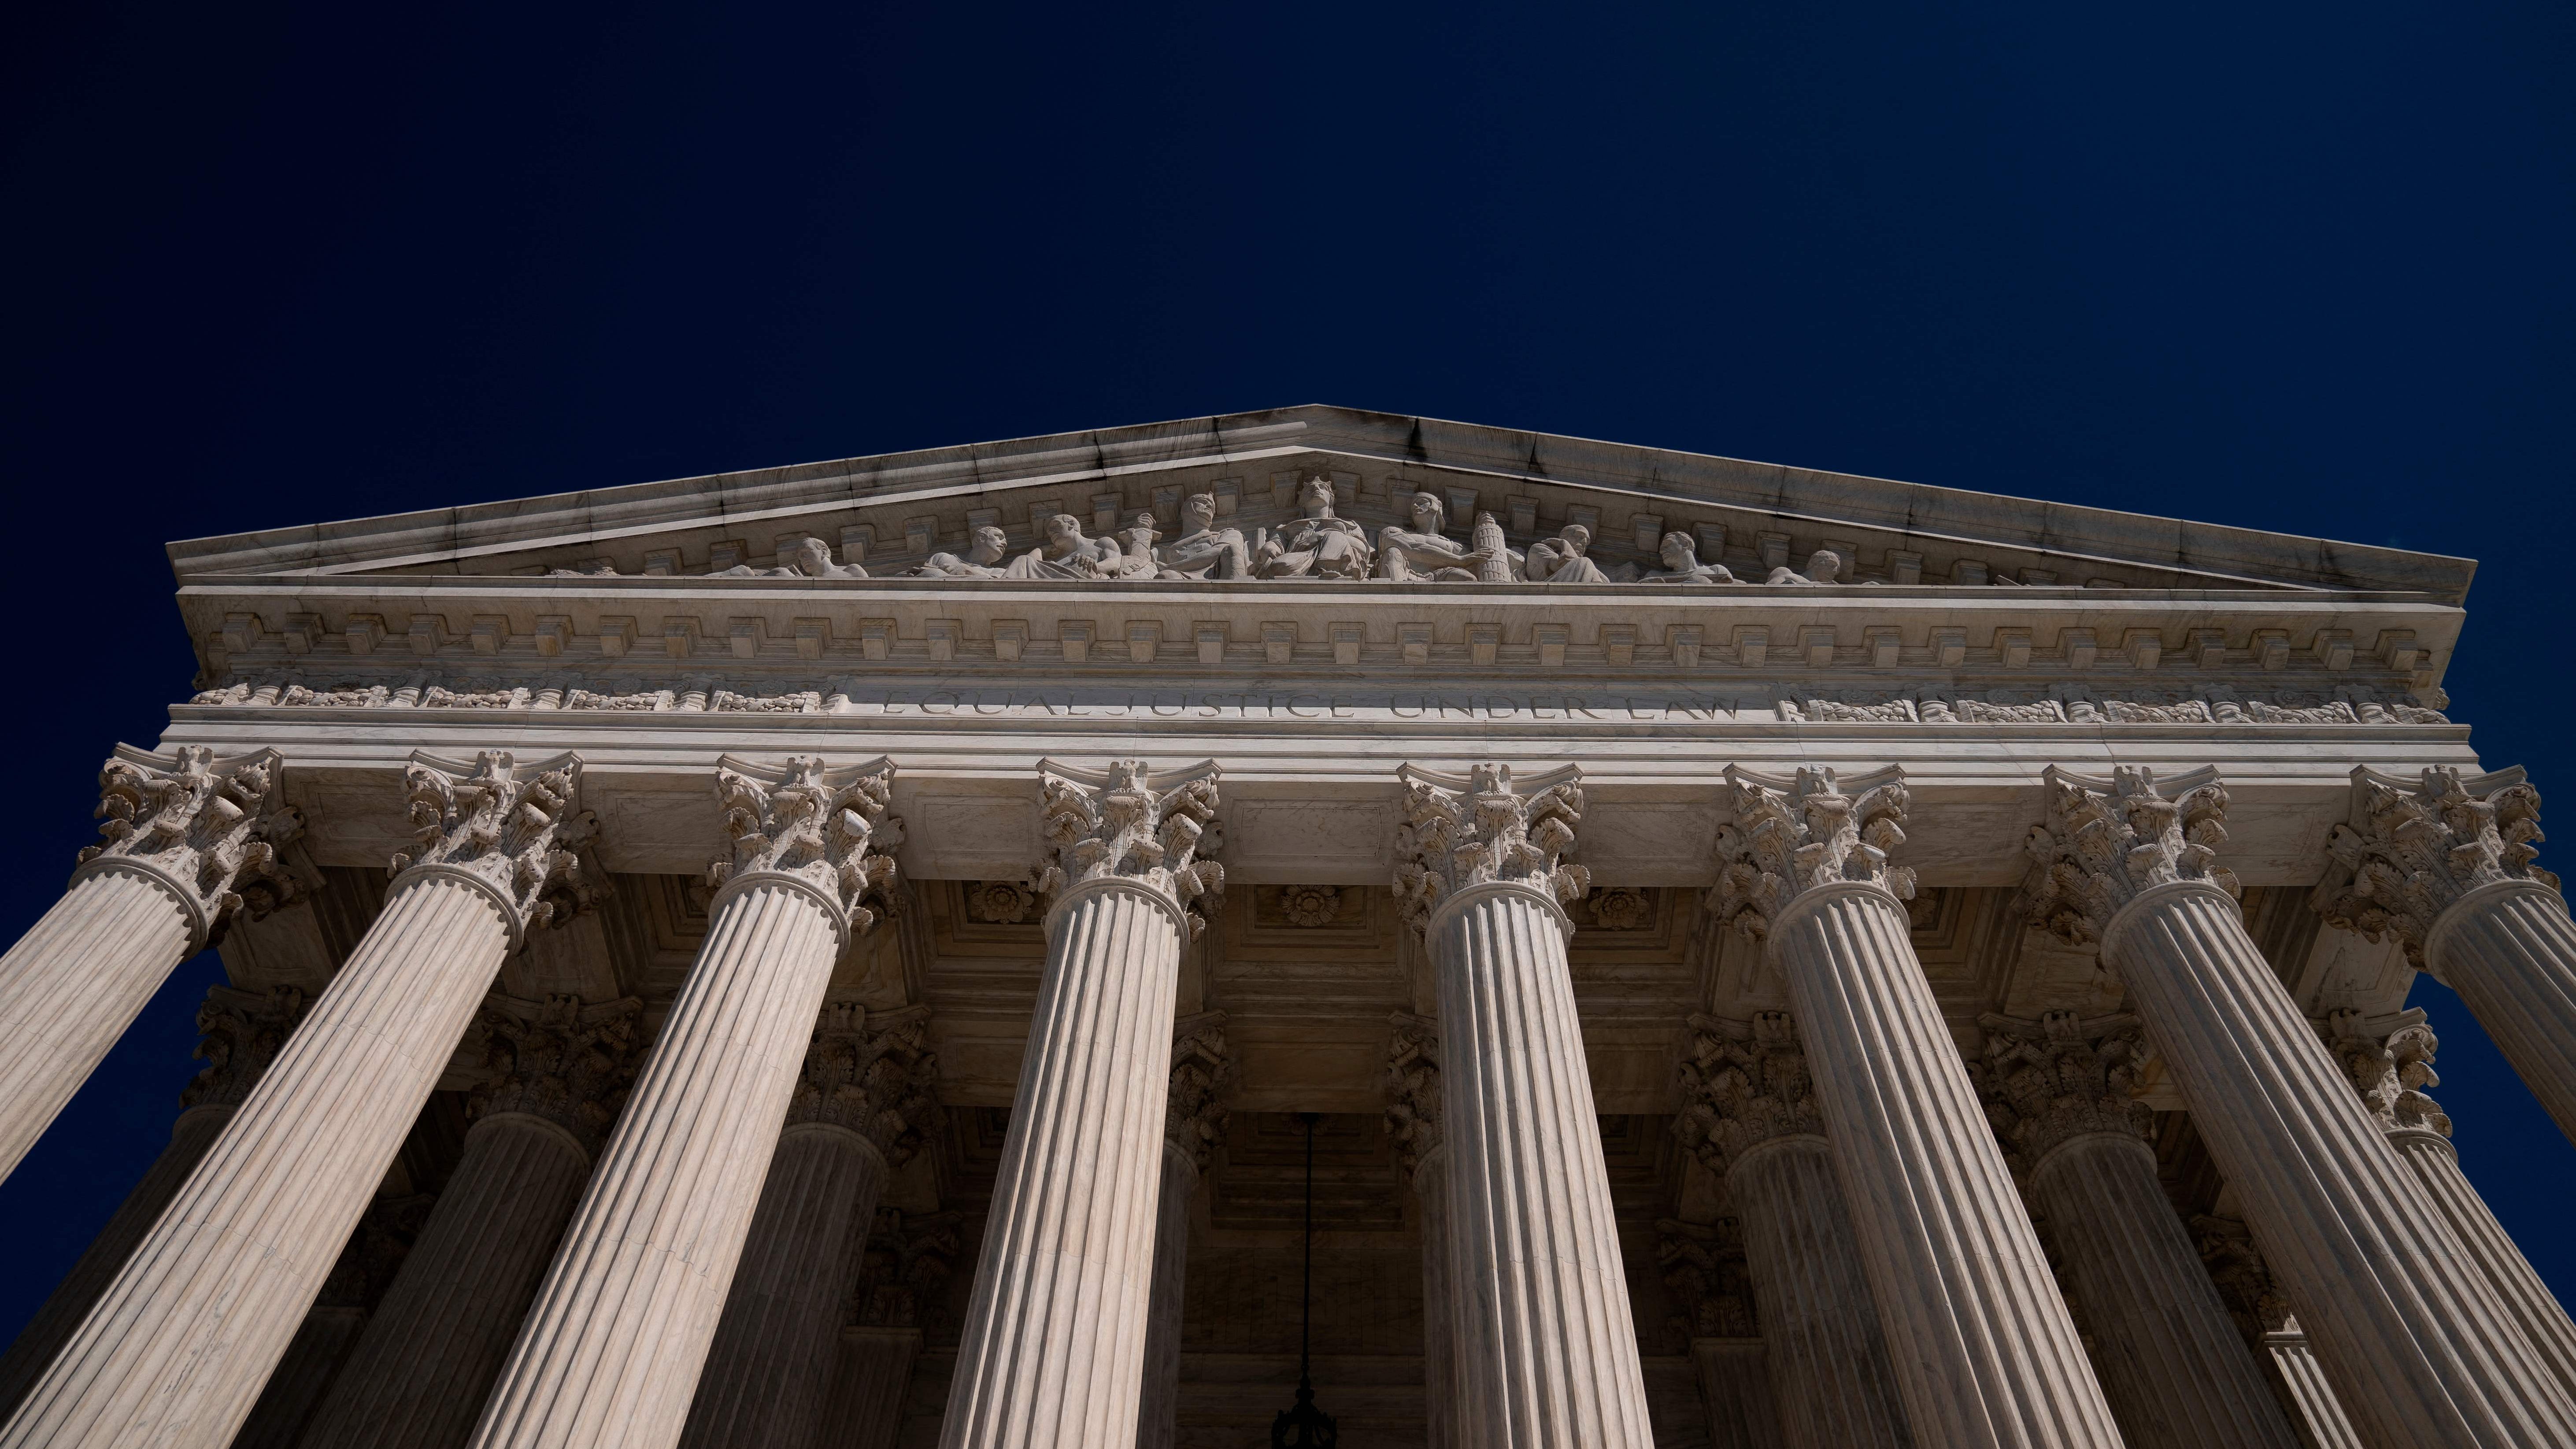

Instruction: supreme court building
[4,403,2575,1449]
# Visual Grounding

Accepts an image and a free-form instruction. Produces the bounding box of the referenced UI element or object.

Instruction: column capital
[2192,1214,2297,1343]
[467,992,648,1157]
[1655,1217,1758,1342]
[1673,1012,1825,1174]
[1384,1011,1442,1180]
[2314,765,2561,972]
[710,754,905,951]
[2321,1005,2454,1140]
[850,1207,965,1330]
[71,744,313,954]
[180,983,310,1112]
[788,1001,939,1162]
[1391,761,1588,938]
[1706,764,1916,943]
[2025,764,2240,949]
[390,749,603,951]
[1971,1010,2155,1170]
[1029,758,1224,937]
[1167,1010,1231,1168]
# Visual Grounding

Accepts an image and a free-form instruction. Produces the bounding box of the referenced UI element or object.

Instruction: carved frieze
[707,754,905,940]
[1705,765,1915,940]
[1390,762,1588,935]
[389,750,603,946]
[2023,765,2239,948]
[1028,758,1224,934]
[75,745,312,952]
[2313,765,2556,970]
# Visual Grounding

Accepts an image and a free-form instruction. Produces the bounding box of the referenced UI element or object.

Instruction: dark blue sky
[3,0,2571,1339]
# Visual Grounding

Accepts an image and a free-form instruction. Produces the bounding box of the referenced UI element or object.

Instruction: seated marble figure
[1523,523,1636,584]
[1638,532,1735,584]
[1376,491,1503,582]
[710,536,868,579]
[912,525,1012,578]
[1254,478,1374,579]
[1155,493,1253,580]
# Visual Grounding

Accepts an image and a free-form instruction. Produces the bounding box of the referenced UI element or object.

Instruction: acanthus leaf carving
[1027,758,1224,935]
[2194,1215,2296,1342]
[851,1207,965,1331]
[789,1001,939,1161]
[2313,765,2555,969]
[1705,764,1913,940]
[181,983,311,1111]
[76,745,313,951]
[1166,1012,1232,1168]
[2322,1006,2451,1137]
[1656,1217,1758,1346]
[467,993,648,1154]
[2024,764,2239,947]
[707,754,905,941]
[1672,1012,1823,1173]
[1971,1011,2155,1169]
[389,749,603,946]
[1384,1011,1442,1178]
[1390,761,1588,935]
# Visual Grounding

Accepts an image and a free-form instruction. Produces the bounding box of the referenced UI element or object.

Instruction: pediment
[168,405,2472,601]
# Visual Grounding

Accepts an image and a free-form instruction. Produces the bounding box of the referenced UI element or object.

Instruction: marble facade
[0,403,2570,1448]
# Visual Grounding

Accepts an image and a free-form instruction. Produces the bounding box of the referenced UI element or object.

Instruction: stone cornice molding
[1166,1010,1231,1168]
[2025,763,2240,953]
[708,753,904,953]
[387,749,603,951]
[1672,1012,1825,1176]
[1384,1011,1442,1181]
[1029,757,1224,939]
[181,983,310,1112]
[1391,761,1588,939]
[1973,1010,2156,1172]
[2320,1005,2452,1139]
[787,1000,938,1161]
[70,744,313,954]
[2312,764,2562,975]
[1706,763,1915,947]
[466,992,647,1158]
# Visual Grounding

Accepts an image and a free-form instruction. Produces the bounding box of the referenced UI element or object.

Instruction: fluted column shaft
[0,870,195,1181]
[228,1305,367,1449]
[2430,882,2576,1150]
[1691,1338,1786,1449]
[469,879,846,1449]
[680,1123,890,1449]
[1432,885,1653,1449]
[2026,1131,2297,1449]
[1772,883,2121,1447]
[2105,881,2576,1446]
[938,882,1182,1449]
[1723,1135,1912,1449]
[2261,1333,2364,1449]
[1134,1137,1197,1449]
[823,1326,922,1449]
[2388,1127,2576,1406]
[0,875,512,1449]
[0,1105,230,1416]
[1413,1146,1458,1449]
[298,1113,594,1449]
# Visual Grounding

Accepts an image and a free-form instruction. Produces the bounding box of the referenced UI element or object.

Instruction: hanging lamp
[1270,1112,1338,1448]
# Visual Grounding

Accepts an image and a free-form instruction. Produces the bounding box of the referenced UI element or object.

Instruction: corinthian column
[680,1002,938,1449]
[1708,765,2121,1449]
[1655,1221,1785,1449]
[2027,765,2576,1447]
[469,755,903,1449]
[2194,1217,2365,1449]
[824,1209,964,1449]
[938,759,1223,1449]
[0,750,598,1449]
[1384,1012,1457,1449]
[231,1191,438,1449]
[1671,1012,1911,1449]
[0,984,307,1419]
[2314,765,2576,1148]
[1136,1012,1229,1449]
[298,993,648,1449]
[0,745,308,1182]
[1974,1011,2297,1449]
[2323,1009,2576,1405]
[1390,762,1653,1449]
